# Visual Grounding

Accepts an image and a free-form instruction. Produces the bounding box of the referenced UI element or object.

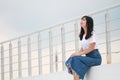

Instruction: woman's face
[80,17,87,28]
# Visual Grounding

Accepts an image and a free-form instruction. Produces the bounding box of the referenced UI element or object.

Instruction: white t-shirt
[80,31,98,51]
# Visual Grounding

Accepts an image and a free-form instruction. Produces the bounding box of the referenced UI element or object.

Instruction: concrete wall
[17,63,120,80]
[84,63,120,80]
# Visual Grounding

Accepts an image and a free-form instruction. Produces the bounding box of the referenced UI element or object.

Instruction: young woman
[65,16,102,80]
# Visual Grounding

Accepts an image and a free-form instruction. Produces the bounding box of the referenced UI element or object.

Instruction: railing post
[61,26,66,71]
[27,36,32,76]
[49,31,53,72]
[55,48,58,72]
[9,42,13,80]
[1,44,4,80]
[105,10,111,64]
[18,39,22,78]
[74,22,79,52]
[38,33,42,74]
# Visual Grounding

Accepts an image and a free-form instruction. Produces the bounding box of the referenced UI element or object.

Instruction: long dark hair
[79,16,94,40]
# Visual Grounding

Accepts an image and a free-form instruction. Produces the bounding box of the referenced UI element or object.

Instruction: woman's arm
[79,47,83,52]
[70,42,96,57]
[79,42,96,55]
[70,47,83,57]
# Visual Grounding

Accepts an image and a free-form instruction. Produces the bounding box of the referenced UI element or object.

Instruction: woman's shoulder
[91,30,96,37]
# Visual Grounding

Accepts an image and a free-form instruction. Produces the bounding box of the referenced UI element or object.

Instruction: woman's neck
[83,27,87,35]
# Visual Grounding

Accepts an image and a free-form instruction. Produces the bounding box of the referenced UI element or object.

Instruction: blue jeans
[65,49,102,79]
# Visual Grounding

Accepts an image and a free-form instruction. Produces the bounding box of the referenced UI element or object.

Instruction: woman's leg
[73,72,76,80]
[73,71,80,80]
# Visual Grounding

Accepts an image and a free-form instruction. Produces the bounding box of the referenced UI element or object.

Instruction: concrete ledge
[17,71,73,80]
[84,63,120,80]
[17,63,120,80]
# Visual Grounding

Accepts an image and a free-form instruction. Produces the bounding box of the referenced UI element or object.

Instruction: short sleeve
[89,33,97,43]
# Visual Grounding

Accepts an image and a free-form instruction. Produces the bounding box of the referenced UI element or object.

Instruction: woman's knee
[72,56,81,62]
[72,56,83,60]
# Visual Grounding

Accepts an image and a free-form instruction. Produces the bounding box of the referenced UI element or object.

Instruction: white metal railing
[0,3,120,80]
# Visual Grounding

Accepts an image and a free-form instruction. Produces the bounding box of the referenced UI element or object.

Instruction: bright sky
[0,0,120,42]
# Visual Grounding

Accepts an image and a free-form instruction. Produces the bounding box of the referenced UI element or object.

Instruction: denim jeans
[65,49,102,79]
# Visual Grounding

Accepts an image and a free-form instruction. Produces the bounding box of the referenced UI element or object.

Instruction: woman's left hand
[70,53,80,57]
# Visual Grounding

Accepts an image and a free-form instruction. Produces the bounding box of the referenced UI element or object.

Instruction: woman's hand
[70,52,81,57]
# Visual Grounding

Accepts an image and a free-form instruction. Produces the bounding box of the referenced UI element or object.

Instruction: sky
[0,0,120,42]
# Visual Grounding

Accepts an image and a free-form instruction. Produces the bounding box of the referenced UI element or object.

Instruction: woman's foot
[66,64,73,74]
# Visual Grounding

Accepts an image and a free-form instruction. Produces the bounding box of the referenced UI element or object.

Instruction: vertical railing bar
[38,32,42,74]
[74,22,79,52]
[27,36,32,76]
[9,41,13,80]
[1,44,4,80]
[61,26,66,71]
[18,38,22,78]
[55,48,58,72]
[49,31,53,72]
[105,10,111,64]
